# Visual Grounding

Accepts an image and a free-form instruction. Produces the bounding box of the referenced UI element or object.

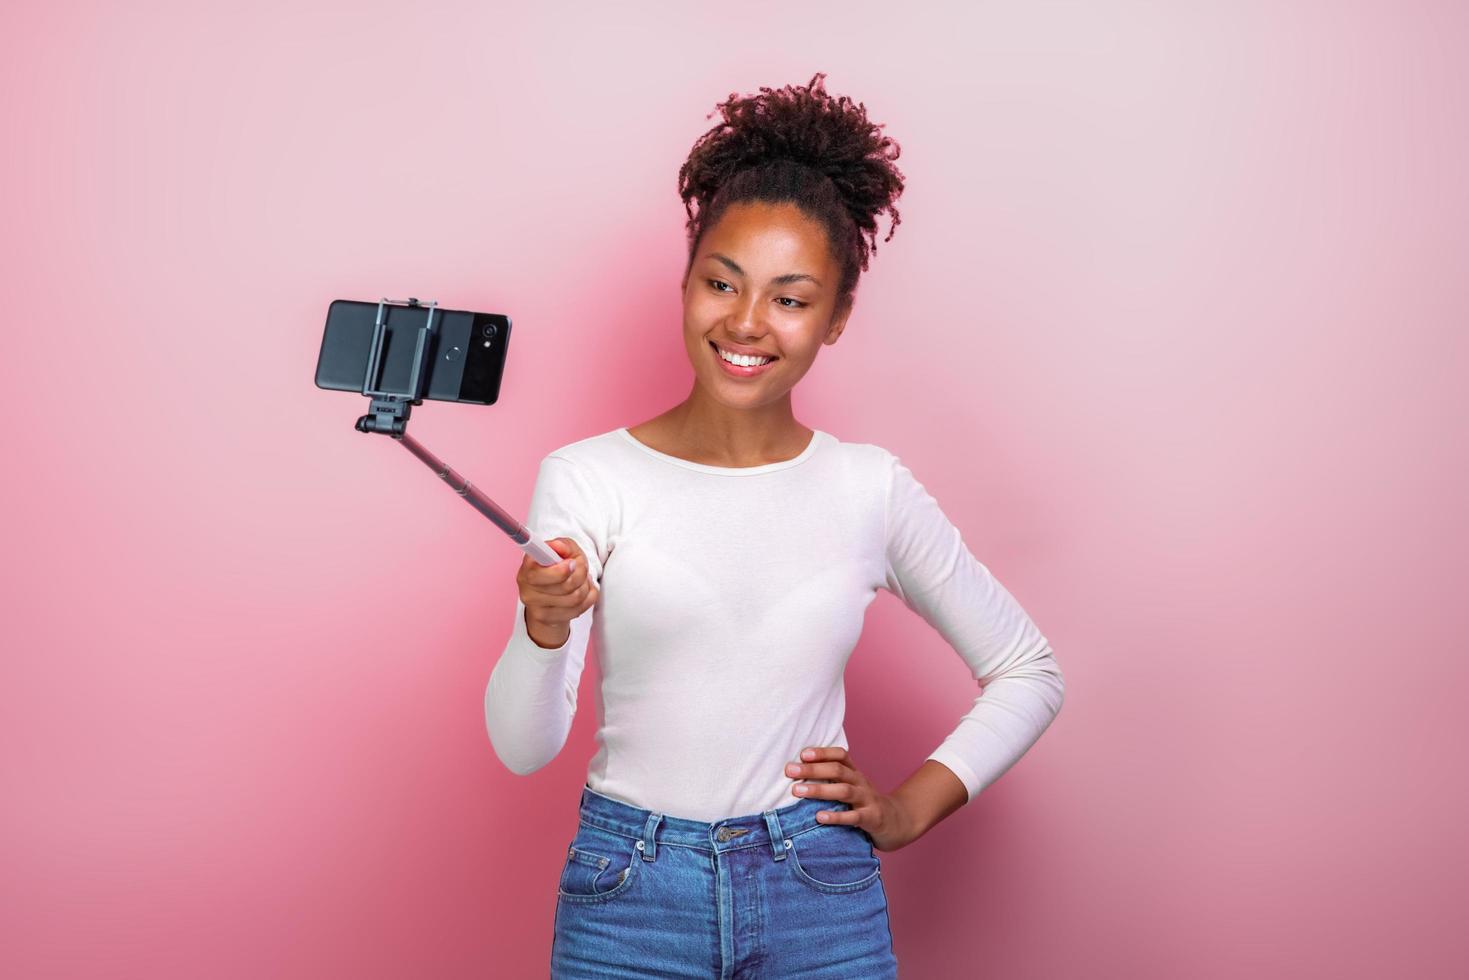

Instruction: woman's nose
[729,297,768,336]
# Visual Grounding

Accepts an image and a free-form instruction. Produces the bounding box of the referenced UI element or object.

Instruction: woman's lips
[710,341,777,378]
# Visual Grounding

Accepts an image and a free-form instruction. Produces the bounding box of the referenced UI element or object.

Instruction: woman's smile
[709,340,778,378]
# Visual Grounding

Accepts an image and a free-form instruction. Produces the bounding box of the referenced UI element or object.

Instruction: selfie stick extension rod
[352,297,563,568]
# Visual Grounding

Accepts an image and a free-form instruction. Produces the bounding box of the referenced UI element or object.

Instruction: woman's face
[680,201,850,410]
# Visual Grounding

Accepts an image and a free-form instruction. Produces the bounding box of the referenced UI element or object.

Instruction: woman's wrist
[525,609,570,650]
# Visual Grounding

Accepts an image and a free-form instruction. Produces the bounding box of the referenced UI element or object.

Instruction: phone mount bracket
[349,296,561,567]
[354,296,435,436]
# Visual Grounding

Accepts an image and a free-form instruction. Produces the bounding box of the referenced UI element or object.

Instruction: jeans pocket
[557,823,642,905]
[784,825,882,895]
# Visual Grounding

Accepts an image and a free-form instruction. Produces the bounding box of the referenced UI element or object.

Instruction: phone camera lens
[482,323,497,341]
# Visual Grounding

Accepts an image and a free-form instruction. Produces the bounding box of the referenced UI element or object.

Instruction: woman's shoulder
[540,427,628,470]
[820,430,897,468]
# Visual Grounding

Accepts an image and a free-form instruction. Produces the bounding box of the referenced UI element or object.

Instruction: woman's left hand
[785,746,916,852]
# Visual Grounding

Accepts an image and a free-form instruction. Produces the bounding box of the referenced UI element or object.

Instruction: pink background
[3,1,1465,977]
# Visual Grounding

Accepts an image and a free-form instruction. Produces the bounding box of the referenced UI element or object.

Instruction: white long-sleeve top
[484,426,1064,822]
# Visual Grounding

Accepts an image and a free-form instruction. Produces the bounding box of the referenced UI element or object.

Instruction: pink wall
[2,1,1465,977]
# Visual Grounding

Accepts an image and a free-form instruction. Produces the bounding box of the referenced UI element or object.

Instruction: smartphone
[313,299,511,405]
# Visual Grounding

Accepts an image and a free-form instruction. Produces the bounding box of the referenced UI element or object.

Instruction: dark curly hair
[677,72,905,319]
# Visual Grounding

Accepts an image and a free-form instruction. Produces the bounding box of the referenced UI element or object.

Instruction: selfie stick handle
[353,296,563,568]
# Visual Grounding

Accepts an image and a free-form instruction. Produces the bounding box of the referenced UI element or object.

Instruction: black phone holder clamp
[354,296,435,436]
[347,296,562,568]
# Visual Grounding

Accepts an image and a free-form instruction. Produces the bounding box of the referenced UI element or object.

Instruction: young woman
[485,72,1065,979]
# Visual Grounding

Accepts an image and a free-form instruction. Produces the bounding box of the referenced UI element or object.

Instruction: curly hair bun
[678,72,905,306]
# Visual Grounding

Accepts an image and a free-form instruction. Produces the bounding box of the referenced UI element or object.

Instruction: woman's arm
[882,451,1066,807]
[484,453,606,775]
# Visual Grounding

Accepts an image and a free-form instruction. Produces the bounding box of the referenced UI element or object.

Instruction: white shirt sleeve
[483,453,605,776]
[882,452,1065,802]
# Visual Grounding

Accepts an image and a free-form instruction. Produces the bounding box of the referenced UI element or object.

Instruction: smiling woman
[622,68,906,468]
[485,71,1066,980]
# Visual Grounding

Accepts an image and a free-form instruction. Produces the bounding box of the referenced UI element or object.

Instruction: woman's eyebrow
[708,252,822,288]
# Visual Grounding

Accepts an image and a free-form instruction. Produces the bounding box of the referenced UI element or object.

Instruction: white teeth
[716,345,772,367]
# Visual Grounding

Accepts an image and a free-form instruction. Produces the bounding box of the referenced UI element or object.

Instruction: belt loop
[763,809,787,862]
[641,812,663,861]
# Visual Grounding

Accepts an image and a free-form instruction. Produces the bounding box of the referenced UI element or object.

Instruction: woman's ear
[826,299,853,344]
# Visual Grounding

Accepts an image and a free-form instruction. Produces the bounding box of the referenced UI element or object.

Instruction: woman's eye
[706,280,805,309]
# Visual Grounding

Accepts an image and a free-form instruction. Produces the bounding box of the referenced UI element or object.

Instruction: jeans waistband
[576,783,853,861]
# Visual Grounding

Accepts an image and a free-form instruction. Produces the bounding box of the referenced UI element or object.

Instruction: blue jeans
[551,783,899,978]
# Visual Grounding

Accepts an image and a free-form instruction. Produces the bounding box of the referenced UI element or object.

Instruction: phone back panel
[314,300,509,405]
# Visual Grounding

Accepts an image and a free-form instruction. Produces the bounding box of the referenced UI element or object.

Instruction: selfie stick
[352,297,563,568]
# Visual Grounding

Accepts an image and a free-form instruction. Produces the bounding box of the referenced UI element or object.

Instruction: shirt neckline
[615,427,828,475]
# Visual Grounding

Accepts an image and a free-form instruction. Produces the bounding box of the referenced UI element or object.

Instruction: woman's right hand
[518,537,600,649]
